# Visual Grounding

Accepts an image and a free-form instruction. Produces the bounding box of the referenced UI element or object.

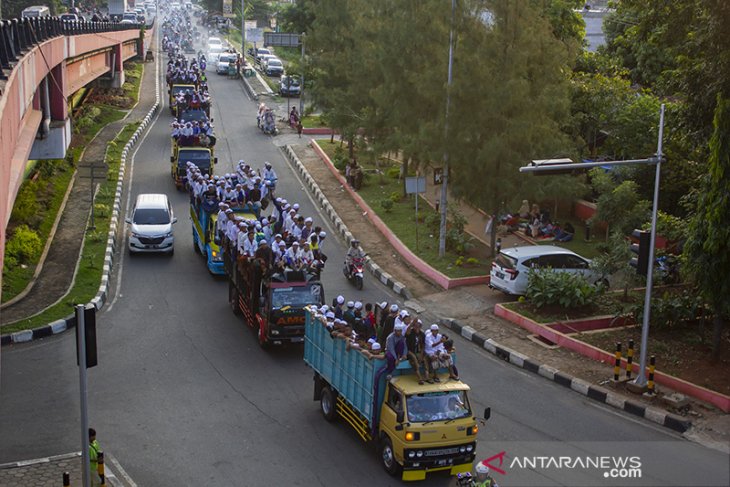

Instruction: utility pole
[299,32,305,116]
[77,304,90,487]
[241,0,245,55]
[438,0,456,257]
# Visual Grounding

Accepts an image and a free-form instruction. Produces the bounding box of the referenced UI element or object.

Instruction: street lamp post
[241,0,245,55]
[519,104,666,389]
[438,0,457,258]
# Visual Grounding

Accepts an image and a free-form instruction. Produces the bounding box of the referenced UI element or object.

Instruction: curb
[281,145,413,300]
[1,36,161,347]
[438,317,692,434]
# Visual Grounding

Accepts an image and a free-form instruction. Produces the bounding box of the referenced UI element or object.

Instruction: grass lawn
[1,123,140,335]
[301,115,327,128]
[317,141,490,278]
[122,61,144,103]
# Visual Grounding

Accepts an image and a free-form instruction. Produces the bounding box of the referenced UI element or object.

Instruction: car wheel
[379,436,401,476]
[320,387,337,422]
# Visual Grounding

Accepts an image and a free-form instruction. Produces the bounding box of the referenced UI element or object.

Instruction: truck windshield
[178,150,211,166]
[271,284,322,308]
[406,391,471,423]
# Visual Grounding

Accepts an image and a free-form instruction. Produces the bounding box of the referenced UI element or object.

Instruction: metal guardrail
[0,17,150,81]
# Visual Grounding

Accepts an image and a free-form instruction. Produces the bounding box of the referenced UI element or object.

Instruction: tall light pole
[299,32,305,116]
[634,103,665,387]
[241,0,245,55]
[438,0,457,257]
[519,104,667,389]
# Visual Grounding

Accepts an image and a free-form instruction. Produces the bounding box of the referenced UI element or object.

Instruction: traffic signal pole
[519,104,666,389]
[635,103,665,387]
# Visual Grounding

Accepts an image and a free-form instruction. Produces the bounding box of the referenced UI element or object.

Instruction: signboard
[247,28,264,43]
[245,21,257,30]
[405,176,426,195]
[264,32,301,48]
[223,0,234,18]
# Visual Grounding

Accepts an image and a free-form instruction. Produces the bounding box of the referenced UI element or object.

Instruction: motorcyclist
[472,463,499,487]
[345,239,365,277]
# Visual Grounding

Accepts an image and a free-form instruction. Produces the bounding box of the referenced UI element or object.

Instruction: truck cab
[171,146,215,190]
[380,376,480,480]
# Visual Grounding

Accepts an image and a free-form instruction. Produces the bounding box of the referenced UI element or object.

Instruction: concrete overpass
[0,17,153,290]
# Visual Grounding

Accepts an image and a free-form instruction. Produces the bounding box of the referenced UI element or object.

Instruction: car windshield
[406,391,471,423]
[178,150,211,165]
[283,77,300,86]
[269,60,282,67]
[271,284,322,308]
[133,208,169,225]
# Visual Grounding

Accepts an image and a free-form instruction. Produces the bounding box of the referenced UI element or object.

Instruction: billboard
[223,0,235,18]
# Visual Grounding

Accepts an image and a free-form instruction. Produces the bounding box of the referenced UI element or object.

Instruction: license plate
[436,459,451,466]
[496,271,505,279]
[291,337,304,343]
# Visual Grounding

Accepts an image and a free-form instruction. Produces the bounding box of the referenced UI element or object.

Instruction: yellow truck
[304,310,490,481]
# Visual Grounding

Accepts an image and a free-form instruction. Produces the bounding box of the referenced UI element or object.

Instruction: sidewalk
[0,451,136,487]
[0,56,158,326]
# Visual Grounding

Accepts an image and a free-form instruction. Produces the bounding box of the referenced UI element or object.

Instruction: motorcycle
[344,256,365,290]
[656,254,680,284]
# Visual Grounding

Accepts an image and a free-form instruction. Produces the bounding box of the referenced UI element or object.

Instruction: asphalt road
[1,27,729,487]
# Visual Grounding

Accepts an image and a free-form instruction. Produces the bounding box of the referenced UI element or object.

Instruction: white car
[216,53,237,74]
[489,245,603,295]
[208,37,224,50]
[126,194,177,254]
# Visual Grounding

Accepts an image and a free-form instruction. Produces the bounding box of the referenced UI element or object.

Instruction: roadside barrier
[613,342,622,381]
[626,339,635,379]
[63,471,70,486]
[98,450,106,486]
[648,355,656,394]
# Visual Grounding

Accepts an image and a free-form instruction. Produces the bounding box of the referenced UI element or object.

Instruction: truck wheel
[229,284,241,316]
[257,324,270,349]
[379,436,401,476]
[320,387,337,422]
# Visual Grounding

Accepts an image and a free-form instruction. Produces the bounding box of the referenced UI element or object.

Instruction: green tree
[589,168,651,239]
[448,0,574,254]
[277,0,316,34]
[684,96,730,360]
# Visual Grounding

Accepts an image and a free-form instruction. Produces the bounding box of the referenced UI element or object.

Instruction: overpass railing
[0,17,145,81]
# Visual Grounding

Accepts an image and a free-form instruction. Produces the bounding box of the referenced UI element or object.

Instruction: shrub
[380,199,394,212]
[455,256,464,267]
[10,181,42,226]
[332,146,349,171]
[94,203,110,218]
[466,257,479,266]
[389,191,401,203]
[446,229,473,255]
[6,225,43,264]
[424,213,441,234]
[387,167,401,179]
[526,268,598,309]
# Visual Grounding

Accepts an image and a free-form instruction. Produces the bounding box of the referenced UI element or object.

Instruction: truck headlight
[459,446,466,453]
[408,451,415,459]
[466,445,474,452]
[416,451,423,458]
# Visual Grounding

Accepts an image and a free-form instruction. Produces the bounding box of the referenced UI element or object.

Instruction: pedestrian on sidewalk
[89,427,102,487]
[296,120,303,138]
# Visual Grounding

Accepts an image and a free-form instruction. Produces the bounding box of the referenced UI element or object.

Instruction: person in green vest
[472,462,499,487]
[89,427,102,487]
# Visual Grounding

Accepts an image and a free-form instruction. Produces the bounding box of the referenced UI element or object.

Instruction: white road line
[106,452,139,487]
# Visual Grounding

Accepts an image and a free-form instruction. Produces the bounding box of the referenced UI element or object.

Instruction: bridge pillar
[110,42,125,88]
[29,66,71,160]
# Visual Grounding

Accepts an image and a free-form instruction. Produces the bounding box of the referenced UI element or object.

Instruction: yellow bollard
[98,450,106,486]
[613,342,622,381]
[626,339,634,379]
[647,355,656,394]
